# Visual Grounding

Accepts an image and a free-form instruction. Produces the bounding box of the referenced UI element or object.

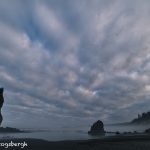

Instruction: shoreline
[1,134,150,150]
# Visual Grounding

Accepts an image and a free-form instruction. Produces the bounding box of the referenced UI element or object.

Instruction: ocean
[0,124,149,141]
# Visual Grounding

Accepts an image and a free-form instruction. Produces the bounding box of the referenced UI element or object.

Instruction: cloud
[0,0,150,128]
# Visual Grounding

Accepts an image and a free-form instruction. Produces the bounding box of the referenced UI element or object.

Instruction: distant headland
[107,111,150,126]
[131,112,150,124]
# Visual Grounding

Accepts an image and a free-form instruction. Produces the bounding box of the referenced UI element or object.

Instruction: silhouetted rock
[0,88,4,126]
[88,120,105,135]
[134,131,138,134]
[131,111,150,124]
[115,131,120,135]
[0,127,25,133]
[145,128,150,133]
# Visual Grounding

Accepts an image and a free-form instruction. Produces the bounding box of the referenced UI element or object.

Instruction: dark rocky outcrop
[88,120,105,135]
[0,127,25,133]
[145,128,150,133]
[0,88,4,126]
[131,112,150,124]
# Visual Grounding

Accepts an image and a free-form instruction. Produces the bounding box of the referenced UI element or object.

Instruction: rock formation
[0,88,4,126]
[88,120,105,135]
[131,112,150,124]
[145,128,150,133]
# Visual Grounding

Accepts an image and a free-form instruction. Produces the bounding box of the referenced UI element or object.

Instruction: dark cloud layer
[0,0,150,128]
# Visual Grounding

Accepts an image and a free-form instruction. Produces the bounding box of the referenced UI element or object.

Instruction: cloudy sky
[0,0,150,129]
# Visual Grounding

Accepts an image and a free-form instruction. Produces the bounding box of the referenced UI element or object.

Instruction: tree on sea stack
[88,120,105,135]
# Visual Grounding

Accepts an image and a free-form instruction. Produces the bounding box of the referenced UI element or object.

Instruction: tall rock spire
[0,88,4,126]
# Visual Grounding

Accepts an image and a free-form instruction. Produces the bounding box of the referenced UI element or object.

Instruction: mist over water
[105,124,150,133]
[0,124,149,141]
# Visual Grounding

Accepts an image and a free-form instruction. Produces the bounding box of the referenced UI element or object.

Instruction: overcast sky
[0,0,150,129]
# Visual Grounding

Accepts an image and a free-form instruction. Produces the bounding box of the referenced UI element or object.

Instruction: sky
[0,0,150,129]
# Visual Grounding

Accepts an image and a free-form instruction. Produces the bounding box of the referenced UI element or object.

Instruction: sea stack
[0,88,4,126]
[88,120,105,135]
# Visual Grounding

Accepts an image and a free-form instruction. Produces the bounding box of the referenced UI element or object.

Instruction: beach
[0,125,150,149]
[1,134,150,150]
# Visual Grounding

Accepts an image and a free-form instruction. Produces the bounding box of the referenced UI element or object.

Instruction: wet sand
[1,134,150,150]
